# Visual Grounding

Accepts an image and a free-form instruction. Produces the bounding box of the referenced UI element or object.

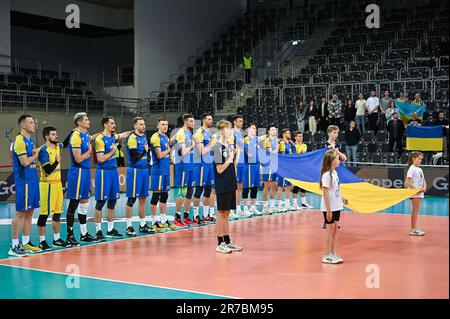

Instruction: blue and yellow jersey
[174,128,194,169]
[94,133,119,169]
[12,134,38,185]
[279,139,293,155]
[294,143,307,154]
[243,135,260,164]
[264,136,278,152]
[38,143,63,183]
[126,132,148,169]
[150,132,170,176]
[69,129,91,169]
[193,127,217,165]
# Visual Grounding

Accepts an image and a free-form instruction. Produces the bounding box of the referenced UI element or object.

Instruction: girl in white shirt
[320,151,348,264]
[405,151,427,236]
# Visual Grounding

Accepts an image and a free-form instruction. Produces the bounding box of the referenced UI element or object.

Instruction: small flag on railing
[406,125,443,151]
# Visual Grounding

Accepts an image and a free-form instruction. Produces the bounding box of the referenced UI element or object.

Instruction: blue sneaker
[8,244,28,257]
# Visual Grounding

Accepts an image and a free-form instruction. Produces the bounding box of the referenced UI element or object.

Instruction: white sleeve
[406,166,414,179]
[321,172,331,188]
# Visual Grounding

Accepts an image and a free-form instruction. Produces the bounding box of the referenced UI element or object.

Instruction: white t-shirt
[367,96,380,113]
[355,99,367,116]
[406,165,425,198]
[320,171,343,212]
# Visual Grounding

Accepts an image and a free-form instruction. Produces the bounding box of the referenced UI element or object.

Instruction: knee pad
[67,199,80,214]
[194,187,204,199]
[176,187,187,198]
[250,187,258,199]
[242,188,250,198]
[151,192,161,205]
[203,185,212,198]
[107,200,117,210]
[52,214,61,222]
[185,187,194,200]
[126,197,137,207]
[160,192,169,203]
[78,202,89,215]
[95,200,106,211]
[292,186,299,194]
[37,214,48,227]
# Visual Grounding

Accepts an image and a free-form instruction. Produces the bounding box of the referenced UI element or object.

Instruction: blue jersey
[126,132,148,169]
[94,133,118,169]
[193,127,217,165]
[150,132,170,176]
[243,136,260,164]
[174,128,194,170]
[279,139,294,154]
[234,129,245,165]
[12,134,38,185]
[69,129,91,169]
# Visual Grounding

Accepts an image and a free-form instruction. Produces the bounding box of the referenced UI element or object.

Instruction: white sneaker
[251,206,262,215]
[409,228,425,236]
[262,206,270,214]
[269,206,277,214]
[332,253,344,263]
[302,202,314,209]
[225,241,242,252]
[238,208,252,218]
[322,254,335,264]
[294,202,303,210]
[216,242,232,254]
[285,204,294,211]
[229,212,238,220]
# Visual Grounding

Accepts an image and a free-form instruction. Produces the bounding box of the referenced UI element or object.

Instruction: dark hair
[294,131,302,136]
[281,128,290,135]
[183,114,194,122]
[42,126,57,139]
[232,115,243,122]
[133,117,144,125]
[268,123,277,130]
[200,113,212,123]
[247,122,256,128]
[18,114,33,125]
[101,116,115,127]
[157,116,168,123]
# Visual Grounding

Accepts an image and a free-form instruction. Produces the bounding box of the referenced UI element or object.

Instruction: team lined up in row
[8,112,344,257]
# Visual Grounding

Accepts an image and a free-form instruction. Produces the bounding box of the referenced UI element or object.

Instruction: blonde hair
[216,119,232,131]
[408,151,423,167]
[327,125,339,134]
[320,151,338,189]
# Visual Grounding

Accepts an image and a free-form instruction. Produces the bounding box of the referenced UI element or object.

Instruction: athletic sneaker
[293,202,302,210]
[238,209,252,218]
[53,238,69,248]
[208,216,216,222]
[332,253,344,263]
[409,228,425,236]
[194,216,205,225]
[151,222,165,232]
[183,218,197,226]
[107,228,123,238]
[22,242,42,253]
[66,234,80,247]
[251,206,262,215]
[96,230,106,241]
[225,241,242,252]
[126,226,136,237]
[8,244,28,257]
[323,222,327,229]
[229,212,239,220]
[139,224,153,233]
[164,221,177,230]
[80,232,97,242]
[285,204,294,211]
[39,240,52,251]
[322,254,338,264]
[174,218,186,227]
[216,242,232,254]
[269,206,278,214]
[302,203,313,209]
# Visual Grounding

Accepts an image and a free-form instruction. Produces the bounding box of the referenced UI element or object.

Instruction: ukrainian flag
[406,125,443,151]
[394,100,425,126]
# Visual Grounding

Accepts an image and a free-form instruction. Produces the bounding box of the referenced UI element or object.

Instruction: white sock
[80,223,87,236]
[301,196,307,205]
[210,207,216,217]
[107,221,114,232]
[12,238,19,247]
[270,199,275,207]
[150,216,155,225]
[203,207,209,218]
[236,205,242,212]
[263,202,268,208]
[251,205,256,210]
[126,218,132,228]
[139,218,146,227]
[96,223,102,232]
[285,199,290,206]
[160,214,167,224]
[40,235,45,242]
[22,235,29,244]
[193,207,199,218]
[54,233,60,241]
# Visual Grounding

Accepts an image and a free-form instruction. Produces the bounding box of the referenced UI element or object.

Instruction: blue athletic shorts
[126,167,149,198]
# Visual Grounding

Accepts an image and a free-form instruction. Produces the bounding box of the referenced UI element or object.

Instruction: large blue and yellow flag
[406,125,443,151]
[394,100,425,126]
[276,148,419,214]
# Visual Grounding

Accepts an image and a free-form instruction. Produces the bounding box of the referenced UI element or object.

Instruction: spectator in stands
[433,111,449,127]
[387,112,405,156]
[367,89,380,133]
[328,93,342,129]
[380,90,393,130]
[305,100,319,134]
[317,96,329,132]
[439,35,449,57]
[396,90,408,103]
[411,93,422,105]
[243,52,253,84]
[343,99,356,129]
[385,101,397,123]
[355,93,367,134]
[407,112,422,126]
[345,120,360,167]
[295,100,306,133]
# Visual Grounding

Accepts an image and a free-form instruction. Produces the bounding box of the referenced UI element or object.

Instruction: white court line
[0,263,238,299]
